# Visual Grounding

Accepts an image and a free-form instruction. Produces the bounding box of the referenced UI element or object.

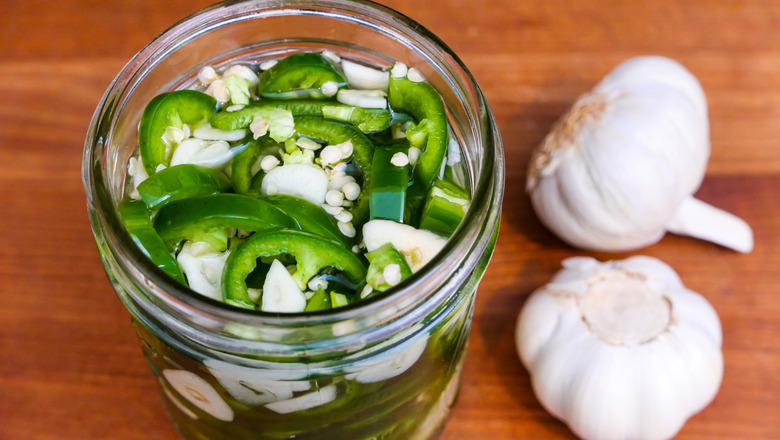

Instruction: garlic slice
[204,359,311,406]
[362,219,446,273]
[516,256,723,440]
[344,335,428,384]
[261,163,329,205]
[161,369,234,422]
[264,385,337,414]
[527,56,753,253]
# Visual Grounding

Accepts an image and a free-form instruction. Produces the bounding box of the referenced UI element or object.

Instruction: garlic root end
[666,196,753,253]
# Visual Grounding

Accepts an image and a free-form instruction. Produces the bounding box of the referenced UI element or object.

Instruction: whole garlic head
[516,256,723,440]
[527,56,753,253]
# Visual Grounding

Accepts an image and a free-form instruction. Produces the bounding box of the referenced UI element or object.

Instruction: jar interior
[86,0,503,359]
[84,2,504,439]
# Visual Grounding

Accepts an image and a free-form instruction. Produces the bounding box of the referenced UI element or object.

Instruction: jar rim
[83,0,504,345]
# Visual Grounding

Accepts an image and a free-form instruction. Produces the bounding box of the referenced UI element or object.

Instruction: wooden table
[1,1,778,438]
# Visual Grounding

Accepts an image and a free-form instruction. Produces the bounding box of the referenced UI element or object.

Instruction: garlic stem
[666,196,754,253]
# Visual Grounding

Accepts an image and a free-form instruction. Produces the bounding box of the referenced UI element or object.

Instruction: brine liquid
[132,288,475,440]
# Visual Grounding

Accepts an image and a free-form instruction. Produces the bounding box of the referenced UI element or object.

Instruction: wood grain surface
[1,1,778,439]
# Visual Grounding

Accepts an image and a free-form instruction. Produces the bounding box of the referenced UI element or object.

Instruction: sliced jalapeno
[387,76,448,189]
[136,164,231,211]
[260,53,346,99]
[223,229,367,310]
[210,99,391,134]
[264,194,352,248]
[304,288,332,312]
[294,115,375,225]
[211,100,323,131]
[119,200,187,285]
[153,194,298,252]
[365,242,412,293]
[330,292,351,308]
[230,136,280,198]
[369,140,409,222]
[321,105,392,133]
[418,179,470,237]
[139,90,217,175]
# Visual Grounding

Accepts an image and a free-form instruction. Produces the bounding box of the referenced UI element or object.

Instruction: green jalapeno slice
[294,115,375,225]
[136,164,230,211]
[139,90,217,175]
[119,200,187,285]
[230,136,280,198]
[387,76,448,190]
[365,242,412,293]
[418,179,471,237]
[152,194,298,252]
[210,100,392,134]
[223,229,367,310]
[264,194,352,248]
[260,53,347,99]
[369,140,410,222]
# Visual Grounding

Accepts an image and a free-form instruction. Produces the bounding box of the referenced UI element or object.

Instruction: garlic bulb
[527,56,753,253]
[516,256,723,440]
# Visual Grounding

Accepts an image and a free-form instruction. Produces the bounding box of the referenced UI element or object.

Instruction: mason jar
[82,1,504,438]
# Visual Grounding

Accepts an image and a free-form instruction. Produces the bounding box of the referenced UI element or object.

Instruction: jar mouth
[83,0,504,340]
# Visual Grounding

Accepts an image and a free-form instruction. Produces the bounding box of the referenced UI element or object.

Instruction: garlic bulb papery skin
[527,56,753,253]
[516,256,723,440]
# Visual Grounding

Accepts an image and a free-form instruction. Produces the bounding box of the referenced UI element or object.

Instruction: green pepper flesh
[223,229,367,310]
[369,141,409,222]
[294,116,375,225]
[387,77,448,190]
[260,53,347,99]
[365,242,412,293]
[153,194,299,252]
[138,90,217,175]
[137,164,231,211]
[119,200,187,284]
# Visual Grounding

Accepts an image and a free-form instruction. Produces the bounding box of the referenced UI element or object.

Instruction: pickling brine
[135,284,474,439]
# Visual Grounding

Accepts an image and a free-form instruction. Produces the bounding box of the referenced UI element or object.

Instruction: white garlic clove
[362,219,446,273]
[526,56,753,253]
[161,369,235,422]
[176,241,231,301]
[260,164,329,205]
[204,358,312,406]
[344,335,428,384]
[264,384,337,414]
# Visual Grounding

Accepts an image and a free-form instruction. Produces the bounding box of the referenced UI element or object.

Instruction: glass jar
[82,1,504,439]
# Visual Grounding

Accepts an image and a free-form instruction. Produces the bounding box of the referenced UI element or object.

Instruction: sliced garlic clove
[205,359,312,406]
[666,195,754,253]
[161,369,234,422]
[344,336,428,383]
[362,219,446,273]
[161,379,199,419]
[264,384,337,414]
[341,59,390,90]
[261,164,329,205]
[261,259,307,313]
